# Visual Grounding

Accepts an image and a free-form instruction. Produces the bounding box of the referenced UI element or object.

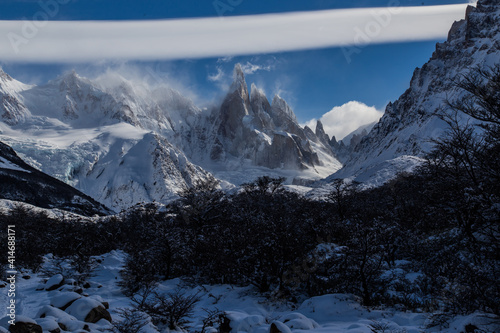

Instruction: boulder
[45,274,64,291]
[49,292,82,310]
[35,318,60,333]
[6,317,42,333]
[84,306,112,324]
[8,322,42,333]
[270,321,292,333]
[65,298,112,323]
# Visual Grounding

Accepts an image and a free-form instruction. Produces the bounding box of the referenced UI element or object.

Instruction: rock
[315,120,330,146]
[465,324,478,333]
[36,306,83,332]
[35,318,60,333]
[270,321,292,333]
[8,317,43,333]
[84,306,112,324]
[1,317,40,333]
[219,314,231,333]
[65,298,112,323]
[279,312,319,330]
[45,274,64,291]
[210,64,330,171]
[8,322,43,333]
[49,292,82,310]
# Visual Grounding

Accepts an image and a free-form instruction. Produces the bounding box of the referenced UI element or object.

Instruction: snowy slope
[330,0,500,185]
[77,131,214,210]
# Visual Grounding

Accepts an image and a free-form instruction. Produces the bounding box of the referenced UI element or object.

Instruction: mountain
[0,140,112,216]
[330,0,500,186]
[340,122,376,147]
[0,64,340,210]
[76,131,214,210]
[0,68,32,125]
[208,64,336,170]
[0,70,216,210]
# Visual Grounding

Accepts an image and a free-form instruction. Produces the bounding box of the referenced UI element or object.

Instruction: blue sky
[0,0,472,138]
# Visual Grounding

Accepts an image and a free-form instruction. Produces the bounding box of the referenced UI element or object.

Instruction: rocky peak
[303,125,319,142]
[315,120,330,145]
[249,83,265,102]
[0,69,31,125]
[214,64,252,145]
[271,95,298,124]
[57,70,85,92]
[0,68,13,82]
[230,63,248,96]
[250,83,274,130]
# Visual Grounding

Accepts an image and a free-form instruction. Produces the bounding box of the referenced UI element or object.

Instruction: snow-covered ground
[1,251,496,333]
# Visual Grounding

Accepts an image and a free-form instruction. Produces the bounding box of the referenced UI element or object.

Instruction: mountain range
[1,0,499,213]
[0,62,341,211]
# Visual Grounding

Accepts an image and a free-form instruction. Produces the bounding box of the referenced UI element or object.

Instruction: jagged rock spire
[315,120,330,146]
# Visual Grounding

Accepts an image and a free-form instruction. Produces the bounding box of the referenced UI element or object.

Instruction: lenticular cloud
[0,4,468,62]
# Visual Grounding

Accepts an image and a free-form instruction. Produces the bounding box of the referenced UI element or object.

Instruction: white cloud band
[0,4,467,62]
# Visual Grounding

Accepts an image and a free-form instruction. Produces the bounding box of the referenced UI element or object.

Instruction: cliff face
[332,0,500,183]
[210,64,334,170]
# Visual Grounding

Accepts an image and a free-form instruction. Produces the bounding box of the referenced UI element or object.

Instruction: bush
[141,288,201,330]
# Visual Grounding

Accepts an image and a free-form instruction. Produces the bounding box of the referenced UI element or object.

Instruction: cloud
[82,63,205,106]
[0,4,468,62]
[217,56,234,63]
[240,61,273,75]
[303,101,383,140]
[207,66,224,82]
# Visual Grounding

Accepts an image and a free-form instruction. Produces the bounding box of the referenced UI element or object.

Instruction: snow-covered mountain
[208,64,337,170]
[0,64,340,210]
[340,122,376,148]
[331,0,500,186]
[0,69,32,125]
[4,0,494,209]
[0,70,214,210]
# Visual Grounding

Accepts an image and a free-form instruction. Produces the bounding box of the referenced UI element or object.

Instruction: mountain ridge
[329,0,500,186]
[0,140,113,216]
